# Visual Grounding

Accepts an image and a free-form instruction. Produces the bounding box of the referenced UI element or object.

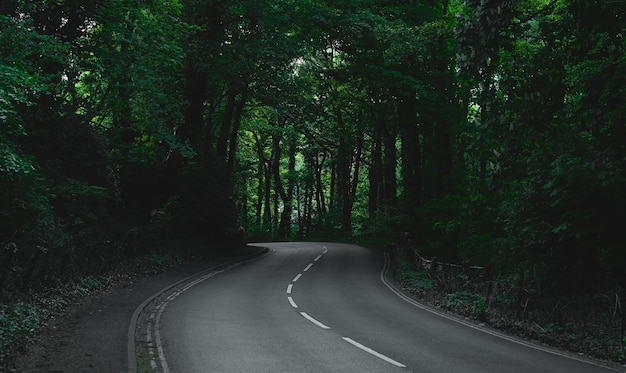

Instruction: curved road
[150,242,620,372]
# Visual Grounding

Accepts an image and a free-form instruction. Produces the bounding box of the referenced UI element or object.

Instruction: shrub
[441,291,486,320]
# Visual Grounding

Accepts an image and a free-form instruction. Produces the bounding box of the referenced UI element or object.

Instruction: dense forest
[1,0,624,305]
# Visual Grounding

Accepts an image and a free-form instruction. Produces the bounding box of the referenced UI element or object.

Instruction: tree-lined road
[155,242,619,372]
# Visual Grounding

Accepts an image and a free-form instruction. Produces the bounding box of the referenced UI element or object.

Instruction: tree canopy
[1,0,624,299]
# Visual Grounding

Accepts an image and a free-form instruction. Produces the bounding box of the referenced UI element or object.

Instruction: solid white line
[287,284,293,294]
[154,303,170,373]
[128,247,269,373]
[151,271,229,373]
[303,263,314,272]
[343,337,406,368]
[293,273,302,282]
[288,296,298,308]
[146,316,157,369]
[314,254,323,262]
[300,312,330,329]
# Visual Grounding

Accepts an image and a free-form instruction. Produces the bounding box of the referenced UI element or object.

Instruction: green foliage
[441,291,486,320]
[451,0,626,295]
[0,141,33,175]
[414,191,501,266]
[394,250,433,294]
[143,253,181,268]
[0,63,38,138]
[53,179,108,198]
[0,0,623,316]
[72,276,107,296]
[356,208,406,245]
[0,304,41,355]
[150,195,182,229]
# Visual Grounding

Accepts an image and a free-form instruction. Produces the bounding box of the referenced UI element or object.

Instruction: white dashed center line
[343,337,406,368]
[284,247,407,368]
[288,296,298,308]
[300,312,331,329]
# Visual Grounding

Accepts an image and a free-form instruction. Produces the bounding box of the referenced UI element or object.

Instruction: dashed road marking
[300,312,331,329]
[288,296,298,308]
[343,337,406,368]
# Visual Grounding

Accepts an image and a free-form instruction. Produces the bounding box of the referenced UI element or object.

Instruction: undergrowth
[0,252,182,370]
[441,291,486,320]
[394,249,433,296]
[391,248,626,365]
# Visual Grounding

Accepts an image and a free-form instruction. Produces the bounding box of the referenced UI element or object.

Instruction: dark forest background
[1,0,624,307]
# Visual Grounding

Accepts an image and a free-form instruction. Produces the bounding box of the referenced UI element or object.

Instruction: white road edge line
[129,246,269,373]
[154,301,171,373]
[303,263,314,272]
[343,337,406,368]
[287,284,293,294]
[300,312,330,329]
[146,312,157,369]
[149,255,265,372]
[288,296,298,308]
[380,253,622,372]
[292,273,302,282]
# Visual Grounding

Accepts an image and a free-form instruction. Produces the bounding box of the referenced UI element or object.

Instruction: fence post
[484,265,494,310]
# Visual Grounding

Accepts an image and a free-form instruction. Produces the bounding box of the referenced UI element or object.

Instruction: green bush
[394,250,433,294]
[0,303,41,355]
[143,253,181,267]
[441,291,486,319]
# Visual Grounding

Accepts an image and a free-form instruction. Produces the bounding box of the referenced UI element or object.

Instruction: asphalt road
[152,242,621,372]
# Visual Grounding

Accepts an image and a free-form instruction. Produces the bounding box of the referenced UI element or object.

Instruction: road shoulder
[10,245,267,373]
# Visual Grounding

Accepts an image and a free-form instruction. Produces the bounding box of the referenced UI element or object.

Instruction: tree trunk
[255,162,263,229]
[182,70,209,145]
[263,162,272,234]
[398,93,421,216]
[335,108,352,234]
[348,128,364,214]
[369,116,383,218]
[217,87,238,160]
[314,153,327,215]
[273,130,296,238]
[227,86,248,174]
[382,122,398,209]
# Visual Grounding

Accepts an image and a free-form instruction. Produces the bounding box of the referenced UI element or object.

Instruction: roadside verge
[380,251,626,373]
[9,245,268,373]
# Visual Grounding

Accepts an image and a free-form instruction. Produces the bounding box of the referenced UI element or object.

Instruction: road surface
[147,242,620,372]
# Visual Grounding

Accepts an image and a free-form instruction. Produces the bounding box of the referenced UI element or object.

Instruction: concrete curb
[127,245,269,372]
